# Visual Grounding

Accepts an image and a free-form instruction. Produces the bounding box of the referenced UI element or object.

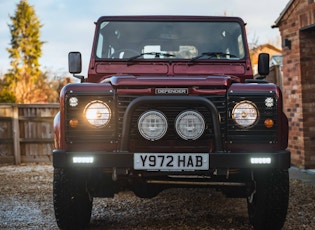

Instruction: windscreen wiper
[127,52,175,62]
[189,52,237,63]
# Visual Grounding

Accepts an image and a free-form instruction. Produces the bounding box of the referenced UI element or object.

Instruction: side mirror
[257,53,270,78]
[68,52,82,74]
[68,52,84,82]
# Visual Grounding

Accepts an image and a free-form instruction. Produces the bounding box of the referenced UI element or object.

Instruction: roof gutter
[271,0,295,28]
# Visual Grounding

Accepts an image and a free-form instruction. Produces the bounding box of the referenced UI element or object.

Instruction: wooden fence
[266,65,283,89]
[0,104,59,165]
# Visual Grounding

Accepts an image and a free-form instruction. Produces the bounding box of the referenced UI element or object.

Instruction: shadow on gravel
[88,188,252,230]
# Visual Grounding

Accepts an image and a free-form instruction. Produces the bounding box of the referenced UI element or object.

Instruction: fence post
[12,104,21,165]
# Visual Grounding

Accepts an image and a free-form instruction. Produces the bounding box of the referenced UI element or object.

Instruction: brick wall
[277,0,315,168]
[300,28,315,168]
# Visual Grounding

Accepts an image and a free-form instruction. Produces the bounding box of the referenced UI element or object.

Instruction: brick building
[273,0,315,168]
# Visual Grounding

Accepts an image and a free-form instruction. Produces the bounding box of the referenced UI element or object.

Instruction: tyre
[53,168,93,230]
[247,169,289,230]
[133,183,163,198]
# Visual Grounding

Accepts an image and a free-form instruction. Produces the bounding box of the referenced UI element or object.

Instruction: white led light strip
[73,157,94,164]
[250,157,271,164]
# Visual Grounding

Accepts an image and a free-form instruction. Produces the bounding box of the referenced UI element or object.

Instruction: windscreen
[96,20,245,60]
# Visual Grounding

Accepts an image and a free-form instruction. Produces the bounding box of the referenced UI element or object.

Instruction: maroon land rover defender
[53,16,290,229]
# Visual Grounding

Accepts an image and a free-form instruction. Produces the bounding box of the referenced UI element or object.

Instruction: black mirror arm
[73,74,85,83]
[256,75,266,80]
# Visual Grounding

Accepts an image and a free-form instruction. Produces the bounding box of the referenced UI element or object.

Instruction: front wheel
[247,169,289,230]
[53,168,93,229]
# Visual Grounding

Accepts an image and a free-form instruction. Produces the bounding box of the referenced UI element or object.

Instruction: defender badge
[155,88,188,94]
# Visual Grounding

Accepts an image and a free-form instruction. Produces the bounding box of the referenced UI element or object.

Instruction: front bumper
[53,149,291,169]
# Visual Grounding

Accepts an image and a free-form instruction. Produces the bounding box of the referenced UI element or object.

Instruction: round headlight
[84,100,111,128]
[138,110,168,141]
[175,110,205,140]
[232,101,259,128]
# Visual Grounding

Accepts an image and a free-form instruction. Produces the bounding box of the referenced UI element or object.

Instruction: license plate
[134,153,209,171]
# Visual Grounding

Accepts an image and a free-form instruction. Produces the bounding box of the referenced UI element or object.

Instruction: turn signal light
[69,119,79,128]
[264,119,274,128]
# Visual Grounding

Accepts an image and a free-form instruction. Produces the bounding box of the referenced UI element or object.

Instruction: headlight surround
[83,100,111,128]
[138,110,168,141]
[232,101,259,128]
[175,110,205,140]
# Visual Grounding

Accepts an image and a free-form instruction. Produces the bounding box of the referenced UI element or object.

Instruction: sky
[0,0,289,78]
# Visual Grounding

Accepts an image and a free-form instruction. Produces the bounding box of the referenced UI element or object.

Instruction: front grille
[227,94,278,143]
[64,88,278,148]
[65,94,116,143]
[117,94,227,152]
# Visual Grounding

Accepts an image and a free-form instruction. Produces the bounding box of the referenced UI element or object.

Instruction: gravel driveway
[0,164,314,229]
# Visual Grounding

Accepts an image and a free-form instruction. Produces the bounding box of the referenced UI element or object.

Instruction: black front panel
[65,94,116,143]
[227,94,278,144]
